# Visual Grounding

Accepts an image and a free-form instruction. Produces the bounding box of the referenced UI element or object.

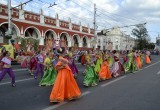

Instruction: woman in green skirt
[124,50,137,73]
[83,53,98,87]
[39,53,57,86]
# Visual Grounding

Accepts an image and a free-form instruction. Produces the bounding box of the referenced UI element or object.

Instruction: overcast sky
[1,0,160,42]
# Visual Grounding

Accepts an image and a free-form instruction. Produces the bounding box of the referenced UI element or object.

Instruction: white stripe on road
[0,68,27,73]
[0,78,34,86]
[101,76,127,87]
[43,91,91,110]
[13,68,27,72]
[157,71,160,75]
[144,61,160,69]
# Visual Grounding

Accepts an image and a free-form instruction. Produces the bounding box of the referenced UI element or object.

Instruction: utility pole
[93,3,97,50]
[7,0,12,35]
[6,0,33,36]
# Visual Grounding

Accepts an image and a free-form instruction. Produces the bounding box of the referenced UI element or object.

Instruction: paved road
[0,55,160,110]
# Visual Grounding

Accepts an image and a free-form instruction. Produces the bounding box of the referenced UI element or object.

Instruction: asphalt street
[0,55,160,110]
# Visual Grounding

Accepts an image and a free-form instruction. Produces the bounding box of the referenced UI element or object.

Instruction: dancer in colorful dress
[68,48,78,78]
[122,51,128,64]
[107,51,114,68]
[50,48,81,103]
[21,53,27,68]
[29,53,37,76]
[124,50,137,73]
[140,51,145,66]
[83,51,98,86]
[34,51,44,79]
[145,50,151,64]
[94,53,102,74]
[0,51,16,87]
[81,52,86,65]
[39,53,57,86]
[99,56,112,81]
[135,51,142,69]
[111,50,124,77]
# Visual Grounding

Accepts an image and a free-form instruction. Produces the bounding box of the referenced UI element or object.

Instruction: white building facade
[97,27,135,51]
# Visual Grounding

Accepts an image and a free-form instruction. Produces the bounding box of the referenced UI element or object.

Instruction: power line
[96,8,141,23]
[13,0,33,8]
[70,0,94,15]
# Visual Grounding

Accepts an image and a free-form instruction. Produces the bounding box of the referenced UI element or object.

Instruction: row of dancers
[0,48,152,103]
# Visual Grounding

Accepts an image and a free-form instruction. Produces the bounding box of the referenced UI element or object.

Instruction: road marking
[43,91,91,110]
[144,61,160,69]
[157,71,160,75]
[0,68,27,73]
[101,76,127,87]
[0,78,34,86]
[13,68,27,72]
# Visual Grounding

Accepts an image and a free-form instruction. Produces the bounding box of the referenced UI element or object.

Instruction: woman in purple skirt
[68,48,78,78]
[0,51,16,87]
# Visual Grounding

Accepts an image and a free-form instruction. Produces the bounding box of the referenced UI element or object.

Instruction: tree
[132,24,150,50]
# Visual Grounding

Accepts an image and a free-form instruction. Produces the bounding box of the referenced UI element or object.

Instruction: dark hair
[57,48,65,54]
[3,51,9,57]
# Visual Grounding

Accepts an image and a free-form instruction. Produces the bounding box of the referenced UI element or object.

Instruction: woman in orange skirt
[145,53,151,64]
[81,53,86,65]
[99,57,112,81]
[136,52,142,69]
[50,49,81,103]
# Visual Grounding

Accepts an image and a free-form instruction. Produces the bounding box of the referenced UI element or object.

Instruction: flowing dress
[50,57,81,102]
[145,55,151,64]
[83,55,99,86]
[124,52,137,73]
[68,56,78,76]
[99,61,112,80]
[108,55,114,68]
[94,57,101,73]
[39,57,57,86]
[136,54,142,69]
[140,54,144,66]
[21,55,27,68]
[111,55,125,77]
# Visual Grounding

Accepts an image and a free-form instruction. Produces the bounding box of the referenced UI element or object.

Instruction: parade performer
[111,50,124,77]
[50,48,81,103]
[39,53,57,86]
[136,52,142,69]
[81,52,86,65]
[0,51,16,87]
[21,52,27,68]
[99,56,112,81]
[34,51,44,79]
[68,51,78,78]
[124,50,137,73]
[122,51,128,64]
[107,51,114,68]
[145,51,151,64]
[29,53,37,76]
[140,51,145,66]
[94,53,102,74]
[83,51,98,86]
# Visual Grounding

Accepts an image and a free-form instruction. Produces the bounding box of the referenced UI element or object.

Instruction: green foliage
[19,37,39,51]
[20,38,27,51]
[132,24,150,50]
[33,39,39,51]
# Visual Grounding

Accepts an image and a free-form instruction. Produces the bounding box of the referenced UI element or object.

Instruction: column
[39,37,44,45]
[79,21,82,32]
[56,13,59,27]
[79,39,83,47]
[68,17,72,30]
[19,3,24,19]
[88,23,90,34]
